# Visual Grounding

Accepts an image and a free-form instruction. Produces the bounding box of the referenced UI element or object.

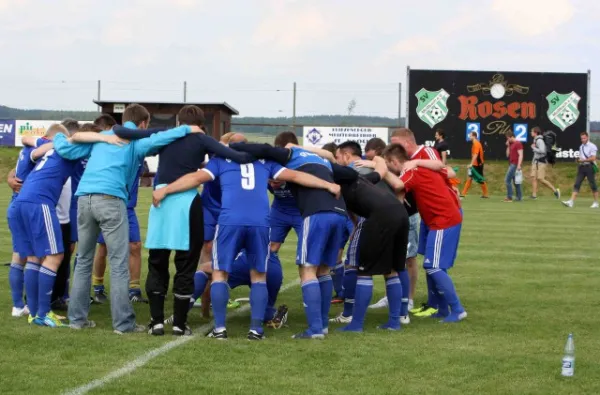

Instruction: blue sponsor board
[0,120,16,146]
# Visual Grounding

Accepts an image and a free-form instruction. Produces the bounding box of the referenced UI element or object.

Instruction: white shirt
[579,142,598,161]
[56,178,72,224]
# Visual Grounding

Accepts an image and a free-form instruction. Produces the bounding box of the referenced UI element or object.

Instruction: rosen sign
[407,69,589,160]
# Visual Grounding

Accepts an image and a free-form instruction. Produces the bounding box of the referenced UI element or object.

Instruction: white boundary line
[63,279,301,395]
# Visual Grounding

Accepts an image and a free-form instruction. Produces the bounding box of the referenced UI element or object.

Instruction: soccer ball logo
[307,128,322,145]
[561,110,576,125]
[429,107,445,122]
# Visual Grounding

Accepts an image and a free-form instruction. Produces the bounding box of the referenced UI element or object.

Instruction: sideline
[63,279,301,395]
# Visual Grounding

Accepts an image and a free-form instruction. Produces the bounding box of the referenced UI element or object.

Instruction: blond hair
[46,124,68,138]
[390,128,416,143]
[220,132,236,144]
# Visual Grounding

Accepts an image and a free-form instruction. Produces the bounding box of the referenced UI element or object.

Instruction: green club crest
[415,88,450,128]
[546,91,581,131]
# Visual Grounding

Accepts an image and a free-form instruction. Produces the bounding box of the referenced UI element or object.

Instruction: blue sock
[426,273,439,309]
[344,276,373,331]
[318,274,333,329]
[63,261,70,300]
[429,270,464,314]
[332,263,344,297]
[385,275,402,328]
[250,281,268,333]
[9,263,25,308]
[38,266,57,318]
[191,271,209,309]
[398,270,410,317]
[342,268,357,317]
[24,262,40,317]
[301,279,323,334]
[210,281,229,331]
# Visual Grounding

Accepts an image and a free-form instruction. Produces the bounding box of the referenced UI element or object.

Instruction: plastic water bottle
[467,167,472,177]
[561,334,575,377]
[515,170,523,185]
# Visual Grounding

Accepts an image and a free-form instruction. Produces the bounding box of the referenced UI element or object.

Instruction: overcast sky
[0,0,598,119]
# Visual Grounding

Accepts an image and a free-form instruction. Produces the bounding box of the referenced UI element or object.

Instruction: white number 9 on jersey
[241,163,255,190]
[35,149,55,171]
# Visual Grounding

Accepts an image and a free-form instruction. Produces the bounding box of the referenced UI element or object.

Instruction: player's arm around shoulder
[53,132,92,160]
[152,168,214,207]
[134,125,198,159]
[286,143,336,163]
[276,167,341,198]
[30,142,54,161]
[384,171,405,192]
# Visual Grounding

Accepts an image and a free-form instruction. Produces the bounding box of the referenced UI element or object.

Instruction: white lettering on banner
[555,148,580,159]
[303,126,389,152]
[0,124,12,134]
[424,140,451,156]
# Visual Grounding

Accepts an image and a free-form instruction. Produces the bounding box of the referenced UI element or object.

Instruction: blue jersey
[127,161,143,209]
[16,149,77,206]
[70,159,88,205]
[204,158,284,227]
[269,182,300,216]
[201,180,222,211]
[13,138,50,199]
[285,146,346,218]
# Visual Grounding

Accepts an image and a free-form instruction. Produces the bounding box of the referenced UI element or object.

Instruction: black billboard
[407,69,589,160]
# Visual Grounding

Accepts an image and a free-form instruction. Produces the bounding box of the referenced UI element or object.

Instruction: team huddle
[6,103,467,340]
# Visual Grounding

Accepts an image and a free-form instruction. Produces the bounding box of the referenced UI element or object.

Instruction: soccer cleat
[94,289,108,304]
[369,296,389,309]
[129,293,148,303]
[377,322,401,331]
[265,305,288,329]
[480,196,489,199]
[562,200,574,208]
[12,305,30,317]
[227,299,240,309]
[554,189,561,199]
[407,300,414,311]
[530,195,538,200]
[32,314,67,328]
[28,315,34,324]
[331,295,344,304]
[409,302,430,315]
[591,202,599,209]
[193,299,202,308]
[329,313,352,324]
[291,330,325,340]
[164,315,174,325]
[173,325,193,336]
[247,330,265,340]
[207,328,228,340]
[430,311,449,319]
[459,195,466,198]
[414,306,439,317]
[148,323,165,336]
[400,315,410,325]
[502,198,513,203]
[442,311,467,323]
[47,311,67,324]
[337,325,363,333]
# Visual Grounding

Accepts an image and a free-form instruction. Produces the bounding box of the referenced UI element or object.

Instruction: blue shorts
[228,250,283,290]
[422,223,462,270]
[344,217,364,267]
[212,225,270,273]
[98,208,141,244]
[70,207,78,242]
[203,206,219,242]
[8,201,64,258]
[269,207,302,244]
[407,214,419,259]
[296,212,347,268]
[340,215,355,248]
[417,220,428,256]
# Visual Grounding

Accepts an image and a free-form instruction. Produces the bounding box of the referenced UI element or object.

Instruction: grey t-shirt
[532,136,547,163]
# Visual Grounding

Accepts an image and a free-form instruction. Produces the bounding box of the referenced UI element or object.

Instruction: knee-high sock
[398,270,410,317]
[250,281,268,333]
[318,275,333,329]
[346,276,373,331]
[385,275,402,327]
[38,266,57,318]
[481,182,489,197]
[461,179,472,196]
[428,269,464,314]
[24,262,41,317]
[435,269,449,316]
[332,263,344,297]
[9,263,25,308]
[301,279,323,334]
[211,281,229,331]
[426,273,439,309]
[191,271,209,310]
[342,268,357,317]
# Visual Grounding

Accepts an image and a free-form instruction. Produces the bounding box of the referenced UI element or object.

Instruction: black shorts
[473,164,484,176]
[357,206,409,276]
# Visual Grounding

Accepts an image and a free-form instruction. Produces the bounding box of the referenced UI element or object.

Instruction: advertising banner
[303,126,389,152]
[14,120,58,147]
[0,120,16,146]
[408,69,589,160]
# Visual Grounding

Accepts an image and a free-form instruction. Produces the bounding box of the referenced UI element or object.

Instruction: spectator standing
[530,127,560,200]
[562,132,599,208]
[434,129,449,164]
[504,131,523,202]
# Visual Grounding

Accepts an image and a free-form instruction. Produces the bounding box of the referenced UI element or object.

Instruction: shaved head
[229,133,247,143]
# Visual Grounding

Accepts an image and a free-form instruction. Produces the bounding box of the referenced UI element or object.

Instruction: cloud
[491,0,574,36]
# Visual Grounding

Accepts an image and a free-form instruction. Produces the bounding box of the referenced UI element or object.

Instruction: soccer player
[152,149,340,340]
[54,104,197,333]
[8,124,77,327]
[364,138,387,161]
[383,144,467,323]
[114,105,254,336]
[230,133,348,339]
[461,131,489,198]
[6,132,54,317]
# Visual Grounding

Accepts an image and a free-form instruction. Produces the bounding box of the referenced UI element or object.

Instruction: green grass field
[0,147,599,394]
